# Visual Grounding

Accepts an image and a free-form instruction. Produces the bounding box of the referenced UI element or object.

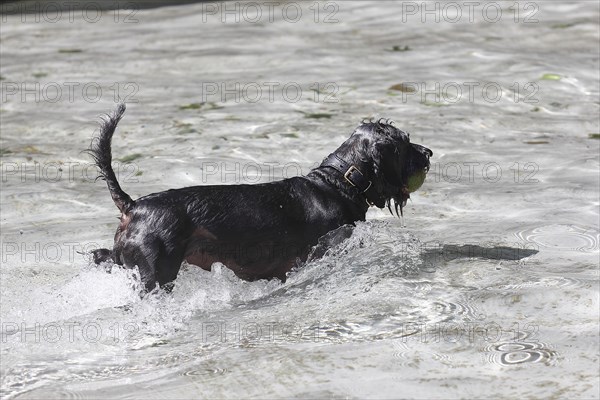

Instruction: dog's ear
[369,138,395,177]
[367,138,399,208]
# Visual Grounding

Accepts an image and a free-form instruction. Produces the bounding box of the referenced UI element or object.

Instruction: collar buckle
[344,165,372,193]
[320,154,376,207]
[343,165,360,186]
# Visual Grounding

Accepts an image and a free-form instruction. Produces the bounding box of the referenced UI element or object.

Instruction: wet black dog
[90,104,432,291]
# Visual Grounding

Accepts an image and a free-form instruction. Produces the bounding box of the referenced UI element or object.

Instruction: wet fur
[89,104,432,292]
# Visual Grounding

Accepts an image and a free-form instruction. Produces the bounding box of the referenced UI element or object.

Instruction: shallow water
[1,1,599,398]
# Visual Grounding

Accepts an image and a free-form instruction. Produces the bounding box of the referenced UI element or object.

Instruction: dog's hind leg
[154,249,185,293]
[121,235,184,293]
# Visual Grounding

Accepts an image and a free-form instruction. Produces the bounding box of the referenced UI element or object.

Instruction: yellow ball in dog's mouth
[406,169,427,193]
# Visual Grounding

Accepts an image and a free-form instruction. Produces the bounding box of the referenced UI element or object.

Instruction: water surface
[1,1,599,398]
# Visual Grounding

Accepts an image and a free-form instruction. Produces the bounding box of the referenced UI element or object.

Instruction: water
[1,1,599,398]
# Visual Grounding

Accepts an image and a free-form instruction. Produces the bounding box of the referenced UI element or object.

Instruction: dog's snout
[412,143,433,158]
[409,143,432,173]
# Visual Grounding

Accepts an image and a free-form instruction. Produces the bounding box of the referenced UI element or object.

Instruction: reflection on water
[1,1,598,399]
[516,224,599,252]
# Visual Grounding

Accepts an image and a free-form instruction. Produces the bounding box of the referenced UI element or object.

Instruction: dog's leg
[155,248,185,292]
[121,240,158,292]
[121,235,184,293]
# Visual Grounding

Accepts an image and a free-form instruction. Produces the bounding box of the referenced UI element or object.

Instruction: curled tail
[88,103,134,214]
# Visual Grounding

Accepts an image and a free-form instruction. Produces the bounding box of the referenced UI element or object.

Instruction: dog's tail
[88,103,134,214]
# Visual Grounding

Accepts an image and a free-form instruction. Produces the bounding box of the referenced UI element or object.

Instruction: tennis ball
[406,170,426,193]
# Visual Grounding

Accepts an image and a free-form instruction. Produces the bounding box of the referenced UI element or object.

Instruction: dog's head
[334,119,432,215]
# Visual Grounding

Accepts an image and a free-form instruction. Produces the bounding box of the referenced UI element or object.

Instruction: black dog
[90,104,432,291]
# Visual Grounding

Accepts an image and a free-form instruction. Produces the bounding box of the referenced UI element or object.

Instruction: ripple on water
[181,367,228,378]
[316,321,372,343]
[486,341,559,366]
[13,388,85,400]
[429,299,487,323]
[496,276,593,291]
[515,224,599,253]
[485,329,559,366]
[392,341,455,368]
[540,276,594,289]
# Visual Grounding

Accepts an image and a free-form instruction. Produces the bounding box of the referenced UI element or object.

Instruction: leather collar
[320,154,381,207]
